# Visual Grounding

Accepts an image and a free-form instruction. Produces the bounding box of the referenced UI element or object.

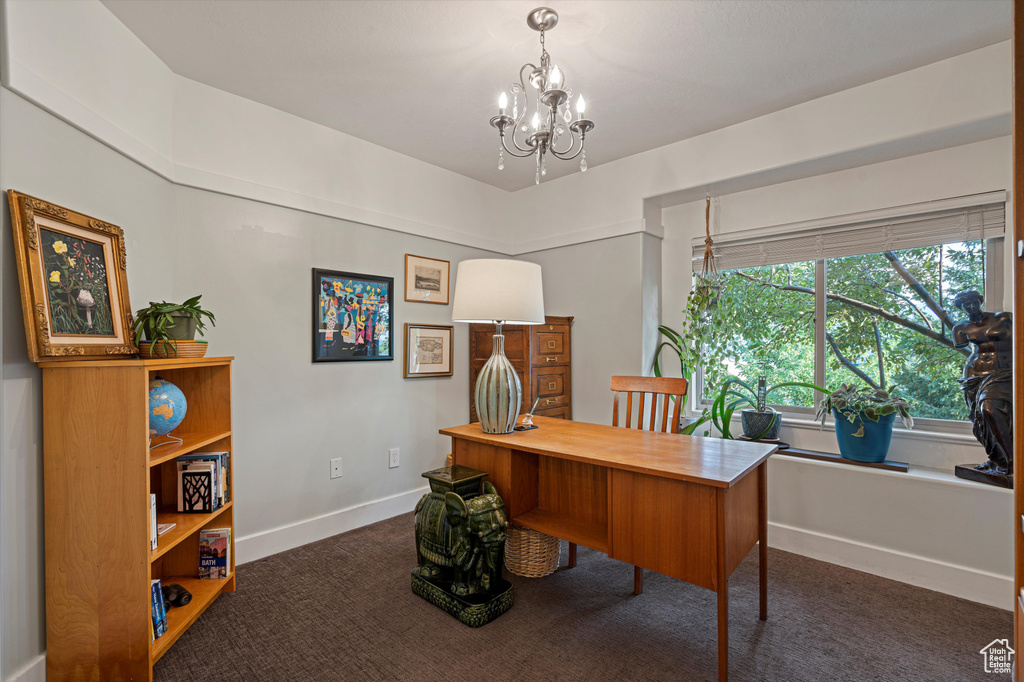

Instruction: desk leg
[758,462,768,621]
[568,542,577,569]
[716,488,728,682]
[718,580,729,682]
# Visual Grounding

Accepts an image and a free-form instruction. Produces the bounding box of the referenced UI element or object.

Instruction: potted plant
[815,384,913,463]
[711,376,826,440]
[654,273,740,436]
[134,295,216,358]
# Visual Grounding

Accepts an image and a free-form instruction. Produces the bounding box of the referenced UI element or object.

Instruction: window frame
[692,236,1004,435]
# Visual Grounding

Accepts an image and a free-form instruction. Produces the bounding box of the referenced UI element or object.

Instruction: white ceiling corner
[99,0,1012,193]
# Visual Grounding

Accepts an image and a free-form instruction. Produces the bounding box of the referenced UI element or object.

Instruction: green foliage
[710,377,827,440]
[134,295,216,354]
[702,241,983,421]
[815,384,914,436]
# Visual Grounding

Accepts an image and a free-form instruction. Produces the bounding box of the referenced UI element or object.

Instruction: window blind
[690,195,1006,273]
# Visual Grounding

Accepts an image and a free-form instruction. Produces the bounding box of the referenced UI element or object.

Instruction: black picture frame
[312,268,394,362]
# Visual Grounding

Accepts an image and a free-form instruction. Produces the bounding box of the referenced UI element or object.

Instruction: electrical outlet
[388,448,400,469]
[331,457,343,479]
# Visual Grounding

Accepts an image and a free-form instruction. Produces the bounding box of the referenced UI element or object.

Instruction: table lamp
[452,259,545,434]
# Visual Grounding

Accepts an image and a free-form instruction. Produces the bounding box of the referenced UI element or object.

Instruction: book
[150,579,167,638]
[150,494,158,551]
[157,522,176,536]
[179,468,214,513]
[189,451,229,506]
[199,528,231,579]
[177,452,229,508]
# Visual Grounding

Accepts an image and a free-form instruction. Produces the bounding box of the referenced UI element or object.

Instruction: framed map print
[404,323,453,378]
[404,254,450,305]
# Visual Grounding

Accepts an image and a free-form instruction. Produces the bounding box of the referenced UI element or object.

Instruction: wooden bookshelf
[40,356,235,682]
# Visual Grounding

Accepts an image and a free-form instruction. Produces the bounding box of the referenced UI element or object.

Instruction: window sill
[771,452,1012,494]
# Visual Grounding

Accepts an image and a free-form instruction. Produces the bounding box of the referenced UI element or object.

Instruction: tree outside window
[703,240,987,422]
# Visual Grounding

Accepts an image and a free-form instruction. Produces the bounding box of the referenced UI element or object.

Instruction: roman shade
[690,192,1006,272]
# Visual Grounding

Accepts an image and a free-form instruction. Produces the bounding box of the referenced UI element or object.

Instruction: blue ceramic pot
[833,408,895,463]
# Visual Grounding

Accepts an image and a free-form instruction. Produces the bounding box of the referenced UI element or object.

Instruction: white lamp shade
[451,259,545,324]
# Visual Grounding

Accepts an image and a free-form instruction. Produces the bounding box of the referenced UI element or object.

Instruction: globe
[149,377,187,437]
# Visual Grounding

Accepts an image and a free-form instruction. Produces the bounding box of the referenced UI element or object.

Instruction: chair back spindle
[610,376,689,434]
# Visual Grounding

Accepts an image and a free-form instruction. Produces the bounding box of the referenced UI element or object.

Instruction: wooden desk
[441,416,776,682]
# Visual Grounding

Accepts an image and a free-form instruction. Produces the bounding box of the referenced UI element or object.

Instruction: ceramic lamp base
[475,334,522,434]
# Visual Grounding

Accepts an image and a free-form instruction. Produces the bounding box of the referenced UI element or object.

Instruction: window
[691,194,1005,427]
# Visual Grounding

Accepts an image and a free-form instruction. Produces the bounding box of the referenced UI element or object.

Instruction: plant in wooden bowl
[815,384,913,463]
[134,295,216,358]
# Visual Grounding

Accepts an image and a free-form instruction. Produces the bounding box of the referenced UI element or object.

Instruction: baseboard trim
[769,521,1012,610]
[235,487,428,565]
[5,653,45,682]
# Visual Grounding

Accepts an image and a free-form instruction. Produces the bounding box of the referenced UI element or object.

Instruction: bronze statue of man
[952,289,1013,487]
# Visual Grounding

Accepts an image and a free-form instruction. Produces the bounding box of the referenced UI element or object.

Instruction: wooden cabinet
[40,356,235,681]
[469,316,573,422]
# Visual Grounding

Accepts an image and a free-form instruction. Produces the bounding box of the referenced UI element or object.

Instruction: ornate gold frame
[7,190,136,362]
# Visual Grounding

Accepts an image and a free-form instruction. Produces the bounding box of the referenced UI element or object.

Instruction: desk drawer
[534,406,569,419]
[532,323,570,366]
[533,365,566,402]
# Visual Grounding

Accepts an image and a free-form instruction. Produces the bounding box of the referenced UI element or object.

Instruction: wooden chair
[591,375,689,594]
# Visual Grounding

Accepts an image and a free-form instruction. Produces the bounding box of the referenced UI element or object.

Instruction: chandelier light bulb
[577,95,586,116]
[550,65,562,88]
[532,112,540,130]
[498,91,508,114]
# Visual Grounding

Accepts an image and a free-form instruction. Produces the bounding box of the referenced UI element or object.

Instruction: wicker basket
[504,524,561,577]
[138,340,209,359]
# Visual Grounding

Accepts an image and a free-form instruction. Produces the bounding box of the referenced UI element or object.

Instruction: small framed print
[404,254,450,305]
[404,324,454,378]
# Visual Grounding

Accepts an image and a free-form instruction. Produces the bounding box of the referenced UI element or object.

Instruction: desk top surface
[440,417,776,488]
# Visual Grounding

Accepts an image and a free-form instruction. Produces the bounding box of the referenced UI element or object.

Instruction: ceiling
[100,0,1011,192]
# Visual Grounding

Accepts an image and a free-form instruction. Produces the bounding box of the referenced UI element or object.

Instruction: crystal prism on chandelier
[489,7,595,184]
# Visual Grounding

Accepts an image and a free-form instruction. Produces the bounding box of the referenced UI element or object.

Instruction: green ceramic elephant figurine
[414,481,508,596]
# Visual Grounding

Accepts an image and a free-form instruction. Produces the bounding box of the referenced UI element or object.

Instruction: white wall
[1,1,1012,257]
[515,234,647,426]
[0,87,495,680]
[505,41,1011,253]
[2,0,510,253]
[0,87,178,679]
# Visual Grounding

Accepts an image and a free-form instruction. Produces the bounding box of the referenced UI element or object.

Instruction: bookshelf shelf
[151,576,231,662]
[152,502,233,561]
[149,430,233,467]
[41,357,235,681]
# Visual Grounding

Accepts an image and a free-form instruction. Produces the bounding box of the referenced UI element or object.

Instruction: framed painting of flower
[6,191,136,362]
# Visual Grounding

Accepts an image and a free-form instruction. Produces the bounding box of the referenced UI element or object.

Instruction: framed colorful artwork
[313,268,394,362]
[404,324,454,378]
[6,190,136,362]
[404,254,450,305]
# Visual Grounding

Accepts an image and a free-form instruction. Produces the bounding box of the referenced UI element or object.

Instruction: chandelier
[490,7,594,184]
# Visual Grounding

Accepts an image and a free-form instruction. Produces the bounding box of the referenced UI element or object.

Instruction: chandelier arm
[548,136,586,161]
[506,128,537,154]
[547,107,576,156]
[549,130,578,157]
[499,135,537,158]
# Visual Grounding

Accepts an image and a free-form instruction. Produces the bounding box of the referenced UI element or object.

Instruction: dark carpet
[154,513,1010,681]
